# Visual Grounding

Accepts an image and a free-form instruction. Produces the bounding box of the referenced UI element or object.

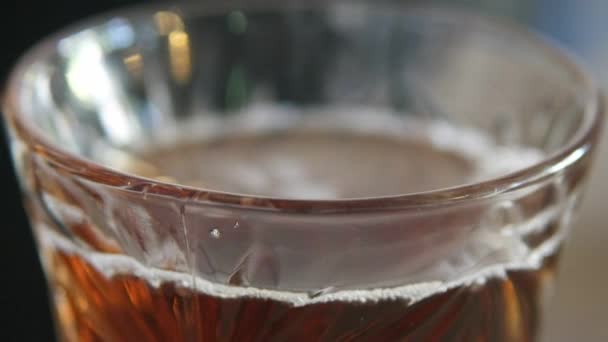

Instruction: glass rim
[3,1,604,213]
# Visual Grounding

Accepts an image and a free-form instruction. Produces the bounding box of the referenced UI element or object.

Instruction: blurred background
[1,0,606,341]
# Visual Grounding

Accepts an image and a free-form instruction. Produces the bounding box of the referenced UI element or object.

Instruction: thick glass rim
[3,1,603,213]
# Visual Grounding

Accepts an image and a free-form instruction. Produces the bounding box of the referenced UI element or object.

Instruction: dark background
[2,1,607,341]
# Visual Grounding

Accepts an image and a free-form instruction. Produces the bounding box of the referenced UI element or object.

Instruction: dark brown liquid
[48,248,557,342]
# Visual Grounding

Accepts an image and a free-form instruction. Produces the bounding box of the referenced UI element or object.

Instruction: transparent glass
[2,1,603,341]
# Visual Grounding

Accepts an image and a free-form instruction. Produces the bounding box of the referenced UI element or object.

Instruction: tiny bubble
[210,228,221,239]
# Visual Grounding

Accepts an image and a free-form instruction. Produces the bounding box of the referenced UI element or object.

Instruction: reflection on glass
[155,11,191,84]
[104,18,135,50]
[154,11,185,35]
[58,18,145,147]
[123,53,143,78]
[227,10,248,35]
[63,33,137,144]
[168,30,191,84]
